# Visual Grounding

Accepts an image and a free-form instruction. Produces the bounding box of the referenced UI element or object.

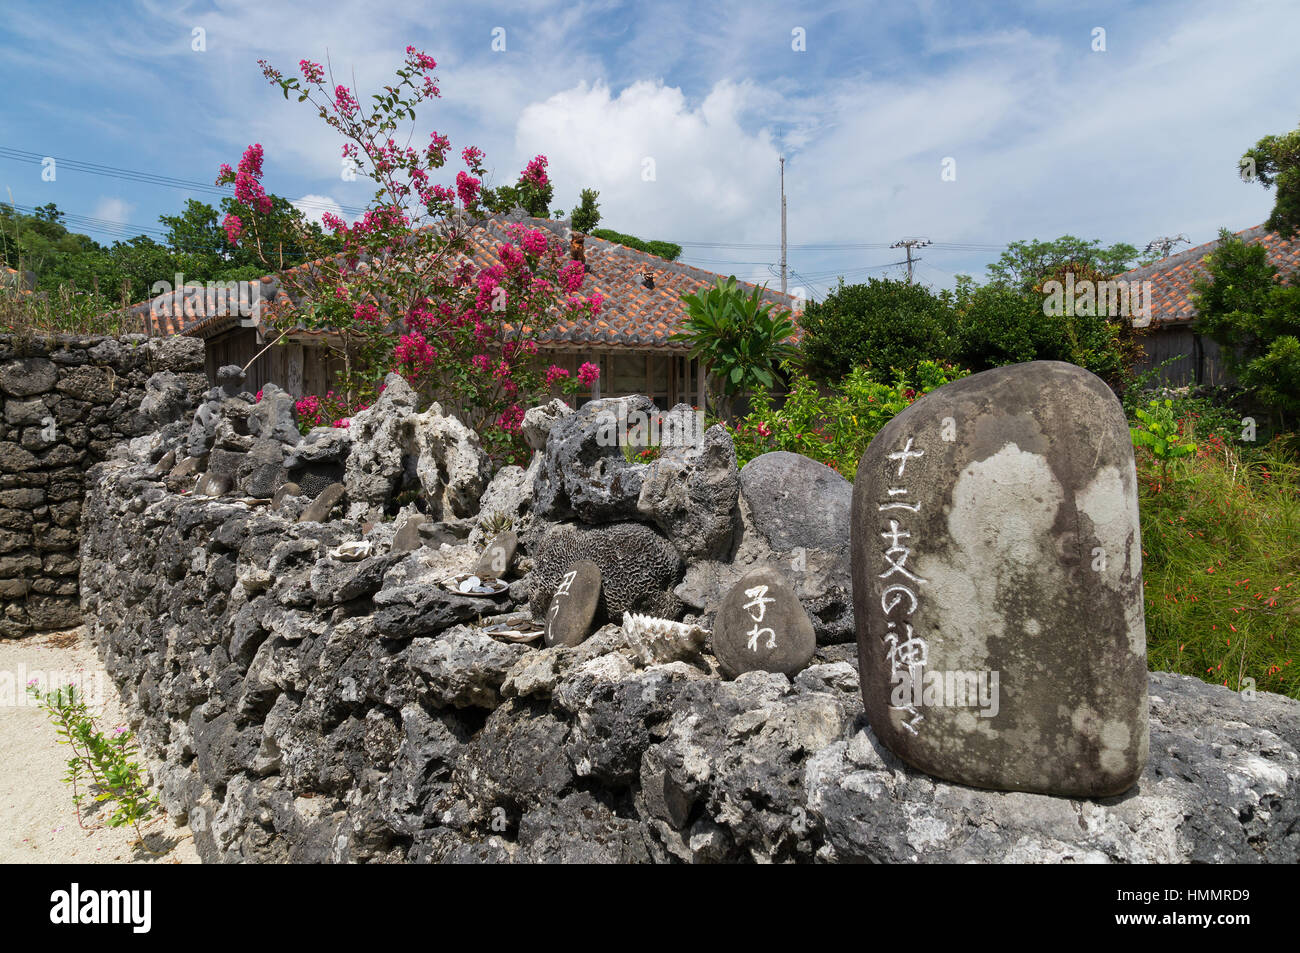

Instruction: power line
[0,146,369,216]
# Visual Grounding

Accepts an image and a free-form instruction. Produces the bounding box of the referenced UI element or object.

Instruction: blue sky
[2,0,1297,299]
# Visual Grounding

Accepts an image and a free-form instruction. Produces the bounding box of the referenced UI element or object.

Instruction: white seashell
[329,540,372,561]
[621,612,709,664]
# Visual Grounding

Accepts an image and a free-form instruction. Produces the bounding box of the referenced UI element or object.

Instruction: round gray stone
[298,483,346,523]
[712,567,816,678]
[738,451,851,555]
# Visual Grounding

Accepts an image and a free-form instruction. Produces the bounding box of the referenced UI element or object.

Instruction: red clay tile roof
[1114,224,1300,326]
[117,215,801,347]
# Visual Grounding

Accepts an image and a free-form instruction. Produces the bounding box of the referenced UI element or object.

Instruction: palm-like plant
[673,277,798,419]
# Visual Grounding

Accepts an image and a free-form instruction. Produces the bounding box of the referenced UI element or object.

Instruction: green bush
[591,228,682,261]
[799,277,955,383]
[729,360,968,476]
[1192,230,1300,424]
[949,278,1139,391]
[674,276,797,419]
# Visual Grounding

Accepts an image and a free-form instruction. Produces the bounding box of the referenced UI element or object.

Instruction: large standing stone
[851,361,1148,797]
[739,451,852,556]
[712,568,816,678]
[543,559,601,648]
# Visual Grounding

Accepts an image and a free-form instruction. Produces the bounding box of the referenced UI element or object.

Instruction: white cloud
[292,193,346,226]
[515,79,781,281]
[92,197,133,225]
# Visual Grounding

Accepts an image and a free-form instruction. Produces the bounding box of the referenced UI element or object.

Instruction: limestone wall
[76,402,1300,863]
[0,334,206,637]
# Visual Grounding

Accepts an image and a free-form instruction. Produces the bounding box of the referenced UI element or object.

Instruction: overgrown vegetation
[1138,428,1299,699]
[728,361,968,476]
[1191,229,1300,424]
[674,276,798,419]
[590,228,682,261]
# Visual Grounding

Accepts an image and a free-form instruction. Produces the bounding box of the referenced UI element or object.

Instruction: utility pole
[890,237,932,283]
[779,156,788,294]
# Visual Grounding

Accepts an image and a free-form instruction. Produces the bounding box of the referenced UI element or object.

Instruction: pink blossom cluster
[353,302,381,325]
[544,364,570,386]
[298,59,324,84]
[395,332,437,377]
[405,46,438,72]
[232,144,272,214]
[427,132,451,167]
[577,361,600,387]
[497,404,525,434]
[221,213,242,245]
[521,154,549,189]
[455,171,480,207]
[558,259,586,294]
[334,85,359,117]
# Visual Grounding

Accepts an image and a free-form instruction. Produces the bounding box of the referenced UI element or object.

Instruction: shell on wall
[621,611,709,665]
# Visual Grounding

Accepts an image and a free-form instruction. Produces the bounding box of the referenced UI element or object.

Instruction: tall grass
[1139,431,1299,699]
[0,282,144,338]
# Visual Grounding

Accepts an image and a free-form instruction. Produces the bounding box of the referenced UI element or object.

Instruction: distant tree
[1,193,337,308]
[569,188,601,234]
[951,263,1143,391]
[1192,228,1300,423]
[986,235,1142,292]
[798,277,954,382]
[1241,120,1300,238]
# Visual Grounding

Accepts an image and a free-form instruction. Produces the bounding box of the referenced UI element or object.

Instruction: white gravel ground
[0,627,198,864]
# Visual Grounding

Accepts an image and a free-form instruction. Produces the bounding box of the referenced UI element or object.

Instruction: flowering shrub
[729,361,969,476]
[218,46,602,460]
[294,390,366,432]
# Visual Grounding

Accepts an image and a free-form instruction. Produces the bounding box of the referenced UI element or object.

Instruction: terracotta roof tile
[1115,224,1300,326]
[110,214,802,347]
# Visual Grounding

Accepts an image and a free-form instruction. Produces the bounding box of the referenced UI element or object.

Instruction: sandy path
[0,628,199,864]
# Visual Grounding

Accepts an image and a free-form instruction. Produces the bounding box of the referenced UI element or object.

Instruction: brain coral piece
[530,522,684,622]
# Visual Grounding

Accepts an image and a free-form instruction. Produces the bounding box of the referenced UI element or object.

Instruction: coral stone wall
[0,334,206,637]
[79,421,1300,864]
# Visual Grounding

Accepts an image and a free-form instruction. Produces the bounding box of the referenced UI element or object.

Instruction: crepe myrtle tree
[217,46,603,461]
[219,48,608,460]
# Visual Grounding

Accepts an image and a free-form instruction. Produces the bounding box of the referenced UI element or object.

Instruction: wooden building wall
[1133,325,1235,387]
[201,327,342,397]
[543,349,704,408]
